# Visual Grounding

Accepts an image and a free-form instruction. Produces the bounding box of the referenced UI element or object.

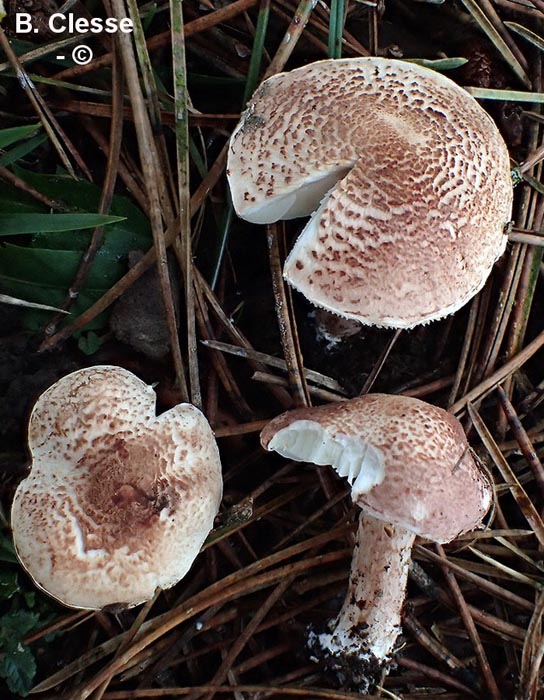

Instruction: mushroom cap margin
[228,57,513,328]
[261,393,492,543]
[11,366,223,610]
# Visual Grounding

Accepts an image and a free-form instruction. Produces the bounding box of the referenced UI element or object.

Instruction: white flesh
[240,166,352,224]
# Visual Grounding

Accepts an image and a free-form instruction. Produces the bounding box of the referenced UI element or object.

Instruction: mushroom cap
[227,58,513,328]
[261,394,492,543]
[11,366,223,610]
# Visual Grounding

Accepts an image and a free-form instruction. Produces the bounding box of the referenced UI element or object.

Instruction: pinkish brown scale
[71,433,175,552]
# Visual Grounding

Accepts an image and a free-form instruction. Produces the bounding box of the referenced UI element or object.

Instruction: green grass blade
[328,0,345,59]
[242,0,271,105]
[211,0,271,291]
[466,87,544,102]
[171,0,200,406]
[0,213,125,236]
[0,134,48,167]
[210,197,235,291]
[0,124,41,149]
[0,293,69,313]
[408,57,468,70]
[521,173,544,196]
[505,21,544,52]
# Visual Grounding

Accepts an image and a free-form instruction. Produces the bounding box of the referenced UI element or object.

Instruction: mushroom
[227,57,513,328]
[11,366,223,610]
[260,393,492,690]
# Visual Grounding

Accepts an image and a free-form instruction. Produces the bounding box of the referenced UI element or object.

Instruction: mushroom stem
[312,511,415,689]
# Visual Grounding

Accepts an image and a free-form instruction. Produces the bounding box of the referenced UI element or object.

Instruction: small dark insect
[242,112,267,133]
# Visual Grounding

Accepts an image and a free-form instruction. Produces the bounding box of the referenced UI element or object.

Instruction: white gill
[267,419,385,494]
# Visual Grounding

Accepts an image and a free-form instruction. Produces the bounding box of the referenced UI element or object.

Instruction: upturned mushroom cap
[261,394,492,543]
[227,58,513,328]
[11,366,223,610]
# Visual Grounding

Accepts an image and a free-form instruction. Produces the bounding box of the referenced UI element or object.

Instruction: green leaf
[0,531,18,564]
[142,3,158,31]
[0,245,124,331]
[77,331,102,355]
[0,571,19,601]
[0,170,152,335]
[30,227,149,255]
[0,125,41,150]
[12,168,148,225]
[0,611,40,651]
[0,645,37,696]
[328,0,345,59]
[0,187,46,214]
[7,169,152,251]
[0,134,49,168]
[0,244,125,289]
[522,172,544,196]
[22,592,35,609]
[0,213,125,236]
[407,57,468,71]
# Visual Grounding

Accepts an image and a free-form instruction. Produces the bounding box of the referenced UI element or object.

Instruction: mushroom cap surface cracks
[12,366,223,610]
[228,58,513,328]
[261,394,492,543]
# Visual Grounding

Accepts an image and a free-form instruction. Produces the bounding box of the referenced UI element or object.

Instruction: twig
[434,544,501,700]
[110,0,187,399]
[252,371,345,403]
[90,590,160,700]
[519,591,544,700]
[38,137,229,352]
[473,244,526,384]
[51,0,260,81]
[201,577,293,700]
[214,420,270,438]
[0,28,88,178]
[497,385,544,497]
[415,544,535,610]
[359,329,402,395]
[449,296,480,406]
[403,612,467,672]
[0,165,67,210]
[171,0,201,407]
[75,550,350,699]
[194,268,292,409]
[263,0,317,78]
[43,45,124,338]
[95,685,374,698]
[459,0,530,86]
[193,277,254,419]
[266,224,310,407]
[201,339,346,393]
[397,656,479,698]
[467,402,544,548]
[449,326,544,413]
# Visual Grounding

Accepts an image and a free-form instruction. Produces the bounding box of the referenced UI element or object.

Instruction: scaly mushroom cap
[261,394,492,543]
[11,366,223,610]
[227,58,513,328]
